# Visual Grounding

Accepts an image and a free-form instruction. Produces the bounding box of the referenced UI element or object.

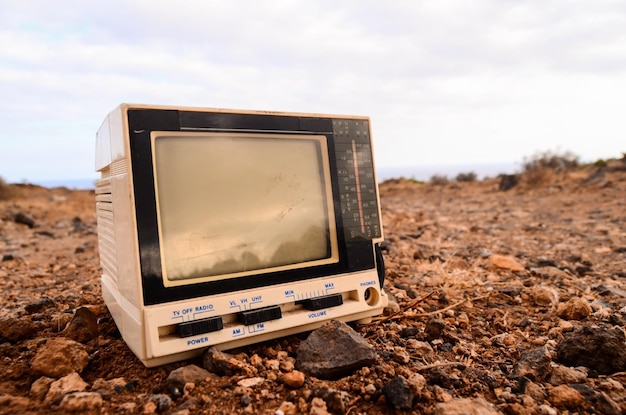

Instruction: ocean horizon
[25,162,520,190]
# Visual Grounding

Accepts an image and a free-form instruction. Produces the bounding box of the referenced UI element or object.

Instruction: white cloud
[1,0,625,182]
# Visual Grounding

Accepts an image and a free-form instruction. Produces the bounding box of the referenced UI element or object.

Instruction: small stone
[44,372,88,403]
[556,325,626,375]
[149,394,172,413]
[277,401,297,415]
[166,364,211,394]
[309,397,330,415]
[424,318,446,340]
[236,377,264,388]
[30,376,54,401]
[59,392,103,412]
[392,347,411,364]
[531,286,559,306]
[63,306,99,343]
[407,373,427,393]
[14,212,35,228]
[488,255,524,272]
[548,385,585,409]
[0,318,40,342]
[279,359,295,372]
[31,338,89,378]
[557,297,592,320]
[203,347,252,376]
[364,384,376,394]
[548,364,587,385]
[538,404,557,415]
[25,297,55,314]
[514,346,553,381]
[400,326,419,337]
[383,376,414,410]
[435,397,500,414]
[296,320,377,379]
[281,370,305,389]
[310,387,352,414]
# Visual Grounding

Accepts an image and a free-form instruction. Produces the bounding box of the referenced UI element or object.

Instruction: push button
[177,316,223,338]
[300,293,343,310]
[238,305,282,326]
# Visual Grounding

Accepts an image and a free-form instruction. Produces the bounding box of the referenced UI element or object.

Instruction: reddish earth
[1,161,625,414]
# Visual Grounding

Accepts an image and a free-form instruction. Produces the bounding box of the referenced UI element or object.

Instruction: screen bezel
[150,131,340,287]
[127,109,376,306]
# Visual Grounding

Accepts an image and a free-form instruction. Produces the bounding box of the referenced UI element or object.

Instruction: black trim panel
[126,108,379,306]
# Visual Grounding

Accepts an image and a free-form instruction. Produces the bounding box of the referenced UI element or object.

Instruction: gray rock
[25,297,55,314]
[514,345,553,381]
[382,376,414,410]
[166,364,211,395]
[63,306,99,343]
[556,325,626,375]
[424,317,446,340]
[203,347,250,376]
[557,297,592,320]
[14,212,35,228]
[296,320,376,379]
[31,338,89,378]
[149,394,172,412]
[499,174,518,191]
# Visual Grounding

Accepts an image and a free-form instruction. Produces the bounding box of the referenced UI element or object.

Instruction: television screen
[151,132,339,286]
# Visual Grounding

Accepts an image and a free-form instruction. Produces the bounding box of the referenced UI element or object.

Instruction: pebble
[435,397,500,414]
[488,255,525,272]
[203,347,253,376]
[556,297,592,320]
[296,320,377,379]
[166,364,211,394]
[276,401,297,415]
[30,376,54,401]
[31,337,89,377]
[0,318,40,342]
[530,286,559,306]
[59,391,103,412]
[281,370,305,389]
[149,394,172,413]
[548,364,587,385]
[44,372,88,404]
[513,346,553,381]
[548,385,585,409]
[14,212,35,228]
[236,377,265,389]
[63,306,99,343]
[383,376,414,410]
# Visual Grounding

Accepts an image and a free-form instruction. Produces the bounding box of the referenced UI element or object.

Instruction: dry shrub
[455,172,477,182]
[0,176,16,200]
[429,174,449,185]
[522,150,579,173]
[521,150,579,188]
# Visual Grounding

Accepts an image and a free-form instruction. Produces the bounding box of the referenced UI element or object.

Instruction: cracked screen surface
[152,133,338,285]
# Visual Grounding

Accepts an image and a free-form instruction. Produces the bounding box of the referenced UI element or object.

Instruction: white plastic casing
[95,104,387,367]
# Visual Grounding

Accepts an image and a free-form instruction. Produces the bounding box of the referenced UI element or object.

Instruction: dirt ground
[1,162,625,414]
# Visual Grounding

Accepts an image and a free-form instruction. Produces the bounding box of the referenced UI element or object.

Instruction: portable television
[95,104,387,367]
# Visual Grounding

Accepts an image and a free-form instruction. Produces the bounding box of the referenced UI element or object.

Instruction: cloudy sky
[1,0,625,183]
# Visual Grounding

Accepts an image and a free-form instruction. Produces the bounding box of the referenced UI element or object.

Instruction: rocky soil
[1,161,626,414]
